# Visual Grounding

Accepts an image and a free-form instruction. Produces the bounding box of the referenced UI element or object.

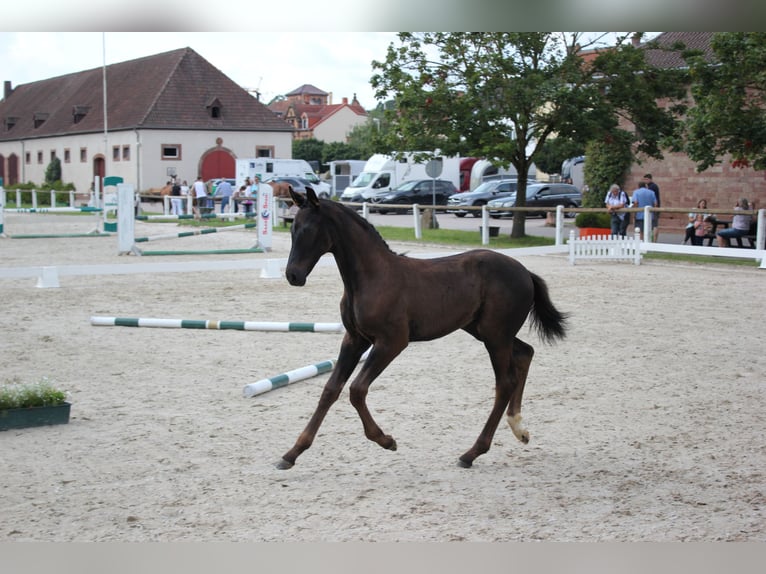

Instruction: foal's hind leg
[506,338,534,444]
[276,334,369,470]
[458,342,515,468]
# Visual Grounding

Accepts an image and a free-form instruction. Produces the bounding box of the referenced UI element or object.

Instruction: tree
[292,138,325,169]
[371,32,686,237]
[684,32,766,171]
[535,137,585,176]
[44,156,62,186]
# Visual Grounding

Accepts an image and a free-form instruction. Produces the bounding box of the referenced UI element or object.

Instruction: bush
[574,211,612,229]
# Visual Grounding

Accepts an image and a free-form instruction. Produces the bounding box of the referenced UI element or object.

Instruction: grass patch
[374,226,554,248]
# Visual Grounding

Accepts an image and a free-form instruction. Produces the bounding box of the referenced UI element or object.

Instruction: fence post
[481,206,489,245]
[413,204,422,240]
[555,204,564,246]
[643,207,651,243]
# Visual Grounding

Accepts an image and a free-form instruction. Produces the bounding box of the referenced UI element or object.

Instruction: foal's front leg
[348,340,407,454]
[276,334,369,470]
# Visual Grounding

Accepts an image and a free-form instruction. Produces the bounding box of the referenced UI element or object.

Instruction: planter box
[0,402,71,431]
[578,227,613,238]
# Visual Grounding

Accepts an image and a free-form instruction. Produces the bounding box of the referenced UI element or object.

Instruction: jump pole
[242,348,371,398]
[0,200,110,238]
[90,316,345,333]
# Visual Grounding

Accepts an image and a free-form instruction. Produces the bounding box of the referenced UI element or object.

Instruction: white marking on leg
[507,413,529,443]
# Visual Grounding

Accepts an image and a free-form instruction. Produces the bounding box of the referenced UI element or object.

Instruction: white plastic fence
[568,229,642,265]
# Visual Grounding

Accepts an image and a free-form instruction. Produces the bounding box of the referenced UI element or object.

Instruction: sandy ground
[0,212,764,542]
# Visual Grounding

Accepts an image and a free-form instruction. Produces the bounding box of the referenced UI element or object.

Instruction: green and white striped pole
[243,359,336,398]
[242,348,371,398]
[90,316,345,333]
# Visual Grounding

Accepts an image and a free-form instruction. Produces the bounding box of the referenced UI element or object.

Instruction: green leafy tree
[371,32,686,237]
[292,138,325,168]
[535,138,585,176]
[684,32,766,171]
[322,141,361,164]
[582,133,634,207]
[44,157,62,187]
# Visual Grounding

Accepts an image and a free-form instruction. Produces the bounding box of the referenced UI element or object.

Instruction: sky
[0,31,663,112]
[0,32,400,110]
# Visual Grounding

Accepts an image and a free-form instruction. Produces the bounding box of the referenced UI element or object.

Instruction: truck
[235,158,331,197]
[339,153,479,204]
[328,159,367,198]
[560,155,585,190]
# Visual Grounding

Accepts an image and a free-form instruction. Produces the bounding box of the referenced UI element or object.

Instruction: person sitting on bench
[717,197,752,247]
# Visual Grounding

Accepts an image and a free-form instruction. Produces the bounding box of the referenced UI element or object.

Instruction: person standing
[170,178,184,216]
[216,179,234,214]
[180,179,190,215]
[643,173,661,241]
[632,181,657,240]
[604,183,629,236]
[192,176,207,217]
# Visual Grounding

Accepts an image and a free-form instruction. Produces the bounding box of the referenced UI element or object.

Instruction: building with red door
[0,47,293,194]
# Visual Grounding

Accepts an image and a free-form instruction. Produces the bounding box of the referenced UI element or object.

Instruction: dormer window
[73,105,90,124]
[33,112,49,129]
[5,116,18,131]
[206,97,222,119]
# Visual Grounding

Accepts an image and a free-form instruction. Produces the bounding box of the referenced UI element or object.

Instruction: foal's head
[285,187,332,286]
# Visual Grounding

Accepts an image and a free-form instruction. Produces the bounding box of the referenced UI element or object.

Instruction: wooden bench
[705,220,759,248]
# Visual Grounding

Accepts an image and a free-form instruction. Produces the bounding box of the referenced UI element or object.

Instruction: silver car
[447,179,533,218]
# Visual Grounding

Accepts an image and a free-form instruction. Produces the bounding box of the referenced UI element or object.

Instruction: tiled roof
[641,32,717,69]
[285,84,328,97]
[0,47,291,141]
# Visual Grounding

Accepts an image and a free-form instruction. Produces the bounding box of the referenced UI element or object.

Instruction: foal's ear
[305,186,320,208]
[289,185,305,207]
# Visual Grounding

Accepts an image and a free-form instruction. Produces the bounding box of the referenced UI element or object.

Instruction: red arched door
[200,149,235,181]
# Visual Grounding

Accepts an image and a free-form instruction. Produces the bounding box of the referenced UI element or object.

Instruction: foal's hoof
[457,457,473,469]
[275,458,294,470]
[384,437,397,451]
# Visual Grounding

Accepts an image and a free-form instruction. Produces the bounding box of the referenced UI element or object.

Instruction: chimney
[632,33,642,47]
[4,81,12,100]
[342,97,348,105]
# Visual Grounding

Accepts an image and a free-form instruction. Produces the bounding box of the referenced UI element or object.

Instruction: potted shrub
[0,377,71,431]
[574,211,612,238]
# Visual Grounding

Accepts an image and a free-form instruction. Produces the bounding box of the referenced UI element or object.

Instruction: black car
[369,179,458,214]
[487,183,581,218]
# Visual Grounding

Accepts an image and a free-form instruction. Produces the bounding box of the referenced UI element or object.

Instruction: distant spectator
[631,181,657,241]
[717,198,752,247]
[216,179,234,214]
[643,173,661,242]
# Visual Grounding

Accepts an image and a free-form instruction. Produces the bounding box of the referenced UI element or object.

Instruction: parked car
[487,183,581,218]
[369,179,458,214]
[446,179,536,218]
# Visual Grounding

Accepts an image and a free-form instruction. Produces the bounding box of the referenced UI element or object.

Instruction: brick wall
[626,153,765,233]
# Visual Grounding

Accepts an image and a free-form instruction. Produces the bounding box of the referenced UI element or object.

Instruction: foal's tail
[529,272,568,344]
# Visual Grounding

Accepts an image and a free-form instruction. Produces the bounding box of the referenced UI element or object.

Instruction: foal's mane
[321,198,400,256]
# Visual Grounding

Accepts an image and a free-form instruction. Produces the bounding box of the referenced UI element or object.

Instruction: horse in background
[276,187,568,470]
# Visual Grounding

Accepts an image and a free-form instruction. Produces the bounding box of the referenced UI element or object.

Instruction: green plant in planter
[0,376,67,409]
[574,211,612,229]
